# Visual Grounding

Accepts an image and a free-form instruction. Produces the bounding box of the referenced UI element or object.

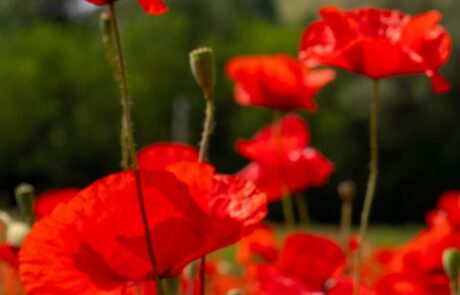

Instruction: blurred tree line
[0,0,458,224]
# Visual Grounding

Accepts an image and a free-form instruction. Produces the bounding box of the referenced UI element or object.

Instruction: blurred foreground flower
[19,143,267,295]
[226,54,335,111]
[237,114,333,202]
[86,0,169,15]
[33,188,80,220]
[300,6,451,93]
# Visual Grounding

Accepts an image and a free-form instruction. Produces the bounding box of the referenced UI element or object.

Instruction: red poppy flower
[299,6,452,94]
[137,142,199,171]
[226,54,335,111]
[0,245,18,270]
[33,188,79,219]
[374,273,430,295]
[384,222,459,295]
[426,191,460,228]
[237,115,333,201]
[20,157,267,294]
[248,233,346,294]
[326,277,374,295]
[236,224,278,265]
[86,0,168,15]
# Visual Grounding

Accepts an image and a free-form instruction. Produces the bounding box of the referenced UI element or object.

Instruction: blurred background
[0,0,458,224]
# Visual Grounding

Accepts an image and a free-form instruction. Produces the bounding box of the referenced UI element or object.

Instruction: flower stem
[273,111,295,228]
[295,192,309,227]
[198,97,214,162]
[108,4,163,294]
[197,95,215,295]
[353,79,380,295]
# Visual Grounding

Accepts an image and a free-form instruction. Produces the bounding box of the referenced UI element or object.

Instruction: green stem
[353,79,380,295]
[340,198,353,250]
[451,280,459,295]
[198,99,214,162]
[273,111,295,228]
[295,192,309,227]
[197,97,215,295]
[108,4,163,294]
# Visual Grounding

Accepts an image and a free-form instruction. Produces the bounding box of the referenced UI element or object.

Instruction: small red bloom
[300,6,452,94]
[19,145,267,294]
[86,0,168,15]
[384,222,459,294]
[427,191,460,229]
[236,224,278,265]
[0,245,18,270]
[137,142,199,171]
[226,54,335,111]
[374,273,430,295]
[237,115,333,201]
[33,188,79,219]
[249,233,346,294]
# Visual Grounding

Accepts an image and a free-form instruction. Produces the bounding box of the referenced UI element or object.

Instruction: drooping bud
[14,183,36,225]
[338,181,356,202]
[190,47,216,100]
[443,248,460,280]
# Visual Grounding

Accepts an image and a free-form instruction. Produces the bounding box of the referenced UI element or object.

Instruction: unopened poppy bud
[338,181,355,202]
[443,248,460,280]
[14,183,35,225]
[190,47,216,100]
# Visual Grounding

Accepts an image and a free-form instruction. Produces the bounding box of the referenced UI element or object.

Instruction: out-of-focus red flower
[236,224,278,265]
[86,0,169,15]
[226,54,335,111]
[33,188,79,219]
[383,222,459,295]
[326,277,374,295]
[0,244,23,295]
[137,142,199,171]
[0,245,18,270]
[19,146,267,294]
[237,115,333,201]
[374,273,430,295]
[426,191,460,228]
[248,233,346,294]
[299,6,452,94]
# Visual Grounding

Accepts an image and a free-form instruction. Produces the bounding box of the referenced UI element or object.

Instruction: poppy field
[0,1,459,295]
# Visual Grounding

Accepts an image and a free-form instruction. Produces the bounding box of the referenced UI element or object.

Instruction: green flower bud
[14,183,36,225]
[190,47,216,100]
[338,180,356,202]
[443,248,460,279]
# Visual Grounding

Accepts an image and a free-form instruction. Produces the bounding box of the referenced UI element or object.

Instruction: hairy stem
[197,96,215,295]
[353,79,380,295]
[109,4,163,294]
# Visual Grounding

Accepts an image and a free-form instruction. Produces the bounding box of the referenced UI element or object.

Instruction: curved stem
[353,79,380,295]
[273,111,295,228]
[108,4,163,294]
[196,98,215,295]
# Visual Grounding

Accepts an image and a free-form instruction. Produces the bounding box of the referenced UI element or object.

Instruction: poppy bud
[14,183,35,225]
[190,47,216,100]
[443,248,460,280]
[338,181,355,202]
